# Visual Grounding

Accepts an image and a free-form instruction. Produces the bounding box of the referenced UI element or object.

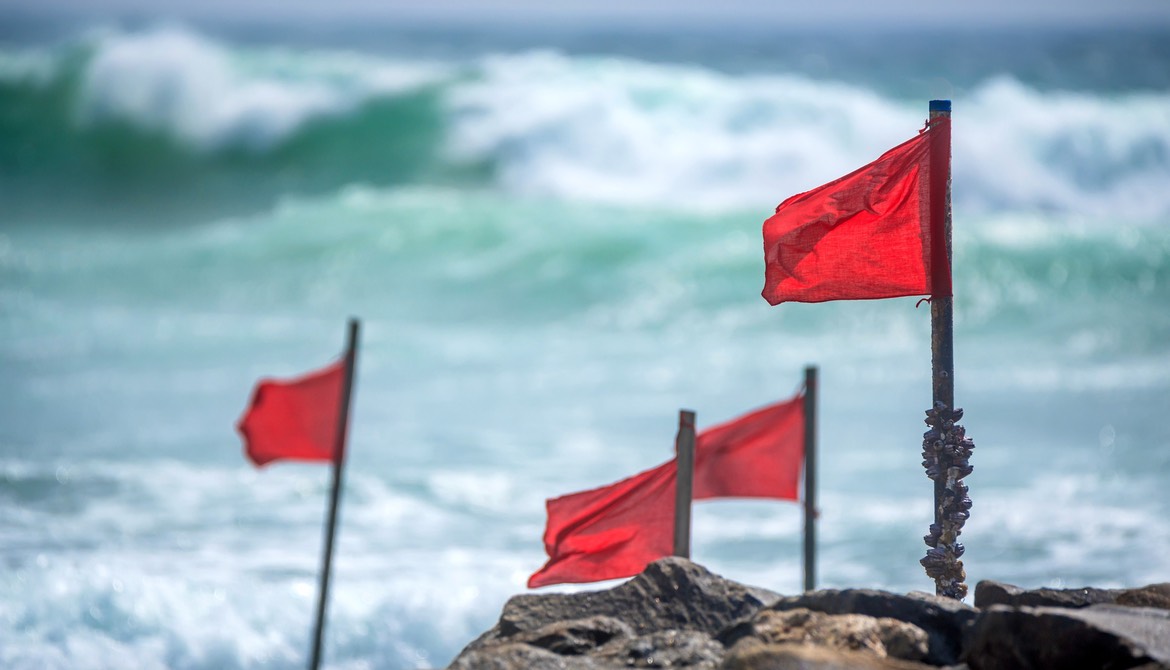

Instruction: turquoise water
[2,20,1169,670]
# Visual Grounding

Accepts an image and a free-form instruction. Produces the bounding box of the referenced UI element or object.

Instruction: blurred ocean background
[2,7,1169,669]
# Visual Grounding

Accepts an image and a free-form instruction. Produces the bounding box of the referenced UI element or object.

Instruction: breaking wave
[2,25,1168,218]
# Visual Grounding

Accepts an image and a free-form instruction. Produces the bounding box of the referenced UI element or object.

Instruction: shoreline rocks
[446,558,1170,669]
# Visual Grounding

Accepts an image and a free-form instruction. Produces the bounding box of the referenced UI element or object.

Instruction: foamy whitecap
[4,28,1169,216]
[446,50,918,211]
[76,26,450,151]
[445,52,1170,217]
[958,76,1170,219]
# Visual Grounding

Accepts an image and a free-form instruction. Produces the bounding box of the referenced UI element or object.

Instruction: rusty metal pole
[802,366,818,592]
[919,101,975,601]
[929,100,955,551]
[673,409,696,559]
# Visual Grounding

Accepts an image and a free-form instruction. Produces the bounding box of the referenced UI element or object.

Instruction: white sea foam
[8,26,1169,216]
[958,77,1170,219]
[446,51,917,211]
[0,459,527,669]
[75,26,449,151]
[445,52,1170,217]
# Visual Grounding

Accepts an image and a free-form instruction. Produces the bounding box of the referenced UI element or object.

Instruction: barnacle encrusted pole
[921,403,975,598]
[919,100,975,600]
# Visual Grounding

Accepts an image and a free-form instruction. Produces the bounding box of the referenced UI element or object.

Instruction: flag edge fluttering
[528,390,808,588]
[761,117,950,306]
[236,359,347,468]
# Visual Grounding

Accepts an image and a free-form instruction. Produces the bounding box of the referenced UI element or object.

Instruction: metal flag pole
[920,100,975,600]
[802,365,818,592]
[672,409,696,559]
[308,318,360,670]
[929,99,955,569]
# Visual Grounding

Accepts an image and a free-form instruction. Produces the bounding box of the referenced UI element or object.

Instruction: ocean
[2,15,1168,669]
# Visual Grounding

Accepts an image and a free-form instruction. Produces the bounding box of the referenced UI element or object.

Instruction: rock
[450,558,777,668]
[722,641,939,670]
[447,560,1170,670]
[593,629,725,668]
[452,620,722,669]
[495,558,777,640]
[760,589,977,666]
[509,616,635,655]
[448,642,598,670]
[719,608,929,661]
[964,604,1170,669]
[973,579,1122,609]
[1118,584,1170,610]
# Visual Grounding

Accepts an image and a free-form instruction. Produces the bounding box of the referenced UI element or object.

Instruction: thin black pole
[672,409,696,559]
[802,366,818,592]
[929,100,954,544]
[308,318,360,670]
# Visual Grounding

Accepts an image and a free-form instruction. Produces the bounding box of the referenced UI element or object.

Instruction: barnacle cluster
[920,401,975,600]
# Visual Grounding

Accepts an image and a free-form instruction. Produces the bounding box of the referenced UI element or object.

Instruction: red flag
[527,461,676,588]
[762,117,951,305]
[237,361,345,467]
[693,393,804,501]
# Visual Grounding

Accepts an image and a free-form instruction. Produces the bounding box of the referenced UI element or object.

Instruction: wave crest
[74,26,451,151]
[2,25,1168,218]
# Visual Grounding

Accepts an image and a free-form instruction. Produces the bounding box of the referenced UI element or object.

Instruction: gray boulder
[1118,584,1170,610]
[488,558,777,642]
[759,588,977,666]
[719,607,930,662]
[450,558,778,668]
[721,641,939,670]
[974,579,1122,609]
[593,629,725,669]
[964,604,1170,669]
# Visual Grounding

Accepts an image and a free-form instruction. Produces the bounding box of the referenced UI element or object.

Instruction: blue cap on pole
[929,99,952,112]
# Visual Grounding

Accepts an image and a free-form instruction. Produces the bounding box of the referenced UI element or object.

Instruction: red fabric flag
[237,361,345,467]
[527,461,676,588]
[693,393,805,501]
[762,117,951,305]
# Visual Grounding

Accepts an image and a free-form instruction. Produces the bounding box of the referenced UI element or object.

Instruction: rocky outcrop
[974,580,1170,611]
[446,559,1170,669]
[461,557,779,654]
[723,642,937,670]
[720,608,930,661]
[963,604,1170,669]
[760,588,976,665]
[974,579,1123,609]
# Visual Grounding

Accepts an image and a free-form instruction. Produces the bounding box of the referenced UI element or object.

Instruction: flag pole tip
[929,99,952,112]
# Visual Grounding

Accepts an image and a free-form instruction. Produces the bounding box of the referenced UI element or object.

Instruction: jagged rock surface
[974,579,1123,609]
[723,642,939,670]
[719,608,929,661]
[446,560,1170,670]
[762,588,976,665]
[964,604,1170,669]
[462,557,779,654]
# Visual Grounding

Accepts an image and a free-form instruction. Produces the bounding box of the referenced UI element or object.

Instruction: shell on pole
[920,401,975,600]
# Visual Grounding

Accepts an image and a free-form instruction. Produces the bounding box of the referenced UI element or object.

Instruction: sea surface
[2,15,1169,670]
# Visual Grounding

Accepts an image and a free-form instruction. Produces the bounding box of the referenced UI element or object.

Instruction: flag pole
[308,318,360,670]
[802,365,818,592]
[920,100,974,600]
[928,99,954,570]
[672,409,696,559]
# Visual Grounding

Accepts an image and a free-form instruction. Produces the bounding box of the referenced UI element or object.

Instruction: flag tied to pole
[527,461,677,589]
[693,395,804,501]
[762,116,951,305]
[528,393,805,588]
[237,361,346,467]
